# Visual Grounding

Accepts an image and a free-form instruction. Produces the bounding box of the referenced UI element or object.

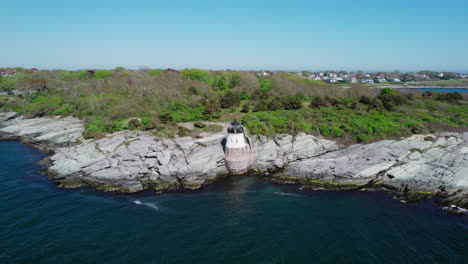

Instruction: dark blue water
[1,141,467,264]
[417,88,468,93]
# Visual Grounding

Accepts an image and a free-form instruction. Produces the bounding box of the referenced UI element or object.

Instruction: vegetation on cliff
[1,68,466,142]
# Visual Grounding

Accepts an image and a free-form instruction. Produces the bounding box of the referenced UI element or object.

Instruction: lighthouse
[226,120,247,152]
[224,120,257,174]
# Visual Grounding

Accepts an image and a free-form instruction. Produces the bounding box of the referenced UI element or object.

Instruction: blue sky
[2,0,468,72]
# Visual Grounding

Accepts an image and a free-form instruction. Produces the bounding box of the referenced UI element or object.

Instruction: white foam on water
[273,192,300,196]
[133,200,160,211]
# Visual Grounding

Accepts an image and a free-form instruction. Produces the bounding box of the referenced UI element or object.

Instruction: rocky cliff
[275,133,468,208]
[1,111,467,209]
[0,111,83,150]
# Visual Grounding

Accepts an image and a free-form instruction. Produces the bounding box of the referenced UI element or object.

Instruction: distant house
[31,68,38,71]
[164,68,180,74]
[0,69,17,76]
[438,72,444,78]
[362,78,374,84]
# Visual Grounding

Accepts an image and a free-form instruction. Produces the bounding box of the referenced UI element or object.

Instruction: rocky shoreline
[1,111,467,212]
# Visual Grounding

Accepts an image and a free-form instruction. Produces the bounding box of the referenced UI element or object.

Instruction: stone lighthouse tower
[224,120,257,174]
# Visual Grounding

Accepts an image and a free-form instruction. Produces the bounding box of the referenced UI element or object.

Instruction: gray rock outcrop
[277,133,468,207]
[1,111,467,208]
[47,130,338,193]
[0,111,83,149]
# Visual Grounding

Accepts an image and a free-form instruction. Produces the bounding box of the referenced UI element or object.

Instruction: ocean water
[0,141,467,264]
[416,88,468,93]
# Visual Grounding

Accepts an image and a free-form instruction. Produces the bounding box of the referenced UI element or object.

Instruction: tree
[240,103,250,113]
[114,66,126,72]
[251,89,269,101]
[229,72,241,87]
[380,87,395,95]
[181,69,213,84]
[202,98,221,119]
[253,101,268,112]
[0,76,17,91]
[266,98,283,111]
[77,71,90,80]
[220,91,240,109]
[345,84,374,99]
[259,78,273,92]
[148,69,163,76]
[29,78,47,92]
[281,96,303,110]
[309,96,328,108]
[239,90,250,101]
[94,70,112,80]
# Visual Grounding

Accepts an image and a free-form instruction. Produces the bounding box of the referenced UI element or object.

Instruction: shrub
[357,133,370,142]
[177,126,191,137]
[77,71,90,80]
[103,121,117,133]
[159,112,174,124]
[201,124,223,133]
[380,88,395,95]
[128,118,141,130]
[194,121,206,128]
[148,69,163,76]
[253,101,268,112]
[239,90,250,101]
[259,79,273,92]
[181,69,213,84]
[319,124,332,137]
[53,104,74,116]
[94,70,112,80]
[25,95,62,117]
[241,103,250,113]
[220,91,240,109]
[281,96,303,110]
[202,98,221,119]
[310,97,328,108]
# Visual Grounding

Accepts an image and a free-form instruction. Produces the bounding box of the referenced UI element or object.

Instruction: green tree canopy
[94,70,113,80]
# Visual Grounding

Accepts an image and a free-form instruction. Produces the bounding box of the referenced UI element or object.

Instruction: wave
[273,192,300,196]
[133,200,160,211]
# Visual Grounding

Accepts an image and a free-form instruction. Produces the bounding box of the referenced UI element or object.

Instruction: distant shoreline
[372,84,468,89]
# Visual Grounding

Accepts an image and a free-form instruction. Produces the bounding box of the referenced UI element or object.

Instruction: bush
[25,95,62,117]
[177,126,191,137]
[202,98,221,119]
[240,103,250,113]
[201,124,223,133]
[253,101,268,112]
[159,112,174,124]
[181,69,213,84]
[103,121,117,133]
[281,96,303,110]
[357,133,370,142]
[148,69,163,76]
[194,121,206,128]
[220,91,240,109]
[53,104,74,116]
[94,70,112,80]
[239,90,250,101]
[128,118,141,130]
[259,79,273,92]
[310,97,329,108]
